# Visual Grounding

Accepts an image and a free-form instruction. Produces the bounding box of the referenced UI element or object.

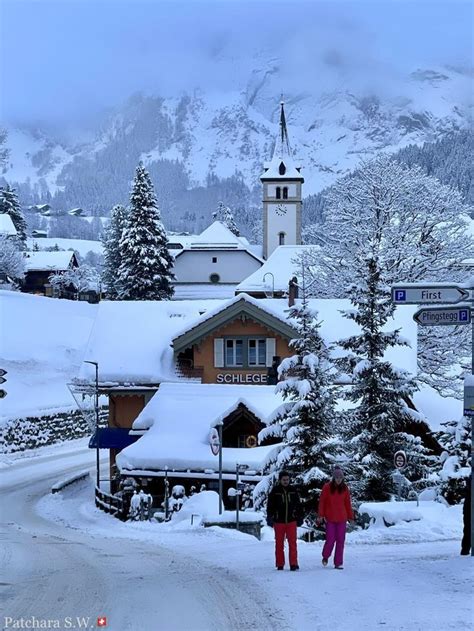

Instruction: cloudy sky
[1,0,472,129]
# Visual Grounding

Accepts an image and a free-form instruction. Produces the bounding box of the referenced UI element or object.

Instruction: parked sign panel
[413,306,471,326]
[392,285,469,305]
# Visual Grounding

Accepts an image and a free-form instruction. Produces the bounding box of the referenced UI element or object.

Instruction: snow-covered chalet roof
[24,251,77,272]
[0,214,18,236]
[116,382,284,474]
[79,299,224,385]
[236,245,317,295]
[78,294,418,386]
[174,222,262,261]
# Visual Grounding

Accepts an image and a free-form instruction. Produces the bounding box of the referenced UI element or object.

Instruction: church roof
[260,102,304,182]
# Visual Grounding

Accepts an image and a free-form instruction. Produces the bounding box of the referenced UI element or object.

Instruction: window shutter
[214,338,224,368]
[266,338,276,367]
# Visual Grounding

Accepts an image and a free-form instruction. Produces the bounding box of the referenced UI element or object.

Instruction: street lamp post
[84,360,100,489]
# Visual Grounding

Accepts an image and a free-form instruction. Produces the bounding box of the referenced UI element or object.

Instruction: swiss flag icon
[97,617,107,627]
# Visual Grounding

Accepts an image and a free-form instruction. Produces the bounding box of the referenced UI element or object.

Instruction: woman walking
[318,466,354,569]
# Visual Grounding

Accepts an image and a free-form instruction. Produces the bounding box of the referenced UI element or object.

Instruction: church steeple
[273,101,292,160]
[260,99,304,260]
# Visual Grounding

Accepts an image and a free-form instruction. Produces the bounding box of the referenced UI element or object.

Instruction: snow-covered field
[1,441,470,631]
[26,237,104,257]
[0,291,97,421]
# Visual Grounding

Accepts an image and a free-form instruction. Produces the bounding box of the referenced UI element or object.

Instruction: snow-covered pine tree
[336,226,433,501]
[0,184,27,245]
[301,155,472,399]
[255,289,338,510]
[435,415,471,505]
[117,163,174,300]
[102,204,128,299]
[212,201,240,236]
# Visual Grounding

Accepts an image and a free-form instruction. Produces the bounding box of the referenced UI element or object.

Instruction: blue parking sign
[395,290,406,302]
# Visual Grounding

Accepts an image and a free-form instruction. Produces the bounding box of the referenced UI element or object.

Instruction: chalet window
[212,257,217,263]
[279,232,285,245]
[225,339,243,366]
[248,339,266,366]
[283,187,288,199]
[276,186,281,199]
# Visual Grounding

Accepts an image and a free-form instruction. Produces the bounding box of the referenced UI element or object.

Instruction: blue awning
[89,428,140,450]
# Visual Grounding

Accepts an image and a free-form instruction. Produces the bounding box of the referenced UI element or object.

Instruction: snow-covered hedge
[0,409,91,453]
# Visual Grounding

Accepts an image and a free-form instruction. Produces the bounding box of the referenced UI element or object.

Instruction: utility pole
[84,360,100,489]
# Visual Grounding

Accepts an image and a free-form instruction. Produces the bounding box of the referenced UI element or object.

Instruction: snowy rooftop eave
[172,293,298,354]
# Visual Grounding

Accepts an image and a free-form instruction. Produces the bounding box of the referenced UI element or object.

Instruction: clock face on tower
[275,203,287,216]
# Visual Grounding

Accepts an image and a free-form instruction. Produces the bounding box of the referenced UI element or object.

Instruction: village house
[22,250,79,295]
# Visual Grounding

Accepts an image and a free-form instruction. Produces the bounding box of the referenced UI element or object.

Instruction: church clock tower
[261,101,304,259]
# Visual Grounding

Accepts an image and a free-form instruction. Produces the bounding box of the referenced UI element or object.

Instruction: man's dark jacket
[267,484,302,525]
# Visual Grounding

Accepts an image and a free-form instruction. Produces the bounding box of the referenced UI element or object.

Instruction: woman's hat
[332,466,344,477]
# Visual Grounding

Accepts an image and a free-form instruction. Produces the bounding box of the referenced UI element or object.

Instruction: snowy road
[1,442,284,631]
[1,441,472,631]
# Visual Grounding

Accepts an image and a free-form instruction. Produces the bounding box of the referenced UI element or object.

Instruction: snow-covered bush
[435,416,471,504]
[0,235,25,286]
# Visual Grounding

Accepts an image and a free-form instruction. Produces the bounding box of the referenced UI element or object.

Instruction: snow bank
[0,291,97,421]
[352,500,462,544]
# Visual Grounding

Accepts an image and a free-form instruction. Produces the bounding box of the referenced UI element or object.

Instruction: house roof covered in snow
[236,245,317,295]
[116,383,284,474]
[172,293,298,353]
[79,299,224,385]
[0,213,17,236]
[173,222,262,262]
[24,251,77,272]
[78,294,419,386]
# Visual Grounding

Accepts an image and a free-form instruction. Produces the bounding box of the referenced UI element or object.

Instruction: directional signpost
[392,279,473,555]
[413,305,471,327]
[392,284,469,305]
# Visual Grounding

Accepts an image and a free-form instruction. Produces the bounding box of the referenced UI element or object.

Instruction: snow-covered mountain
[3,63,472,207]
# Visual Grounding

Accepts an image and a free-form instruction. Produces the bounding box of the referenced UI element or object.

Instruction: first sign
[392,284,469,305]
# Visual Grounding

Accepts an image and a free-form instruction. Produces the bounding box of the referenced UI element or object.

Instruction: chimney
[288,276,298,307]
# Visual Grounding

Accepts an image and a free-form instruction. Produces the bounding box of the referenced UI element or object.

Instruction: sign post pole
[218,423,223,515]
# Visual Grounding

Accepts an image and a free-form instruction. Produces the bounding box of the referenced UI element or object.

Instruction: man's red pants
[273,521,298,567]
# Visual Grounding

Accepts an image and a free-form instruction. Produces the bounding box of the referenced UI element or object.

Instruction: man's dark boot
[277,566,284,570]
[290,565,299,571]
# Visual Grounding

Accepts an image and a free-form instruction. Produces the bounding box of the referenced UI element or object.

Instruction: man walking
[267,470,302,571]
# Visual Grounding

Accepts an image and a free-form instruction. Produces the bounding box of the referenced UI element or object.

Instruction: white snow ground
[1,440,471,631]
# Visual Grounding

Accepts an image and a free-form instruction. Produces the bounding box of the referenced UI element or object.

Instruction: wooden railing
[95,486,125,520]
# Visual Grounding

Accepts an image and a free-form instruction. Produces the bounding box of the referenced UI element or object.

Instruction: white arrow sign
[413,305,471,326]
[392,284,469,305]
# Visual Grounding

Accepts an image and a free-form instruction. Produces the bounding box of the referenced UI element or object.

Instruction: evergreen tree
[212,201,240,236]
[0,184,27,245]
[102,204,128,299]
[435,416,471,505]
[256,288,338,510]
[326,174,435,500]
[118,163,174,300]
